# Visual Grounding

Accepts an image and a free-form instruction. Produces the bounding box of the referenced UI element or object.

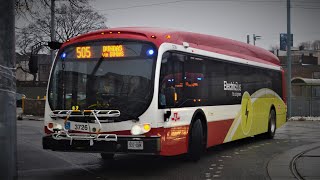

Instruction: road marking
[216,171,221,174]
[211,164,216,166]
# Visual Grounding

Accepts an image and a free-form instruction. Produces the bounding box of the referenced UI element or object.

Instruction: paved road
[17,120,320,180]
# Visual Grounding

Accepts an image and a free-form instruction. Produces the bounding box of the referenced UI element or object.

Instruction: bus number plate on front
[128,141,143,150]
[66,122,89,132]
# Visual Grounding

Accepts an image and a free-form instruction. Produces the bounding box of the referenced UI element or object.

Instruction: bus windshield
[48,40,156,120]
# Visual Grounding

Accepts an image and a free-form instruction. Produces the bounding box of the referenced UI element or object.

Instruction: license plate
[65,122,89,132]
[128,141,143,150]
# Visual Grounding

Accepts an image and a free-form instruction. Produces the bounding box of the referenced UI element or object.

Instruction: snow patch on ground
[289,116,320,121]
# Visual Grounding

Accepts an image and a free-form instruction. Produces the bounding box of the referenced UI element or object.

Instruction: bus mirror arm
[164,110,171,122]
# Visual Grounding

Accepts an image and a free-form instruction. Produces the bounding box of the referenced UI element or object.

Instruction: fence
[291,77,320,117]
[292,97,320,116]
[23,98,45,116]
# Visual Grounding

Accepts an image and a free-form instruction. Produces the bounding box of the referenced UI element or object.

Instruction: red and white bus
[43,27,287,160]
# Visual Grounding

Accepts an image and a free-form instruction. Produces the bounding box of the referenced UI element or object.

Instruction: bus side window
[159,52,182,108]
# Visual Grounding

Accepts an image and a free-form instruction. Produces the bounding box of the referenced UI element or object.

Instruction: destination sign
[102,45,124,58]
[61,41,155,60]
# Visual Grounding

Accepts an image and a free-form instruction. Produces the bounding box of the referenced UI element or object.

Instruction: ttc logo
[171,112,180,121]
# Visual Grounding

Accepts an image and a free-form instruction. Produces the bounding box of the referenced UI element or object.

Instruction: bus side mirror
[164,110,171,122]
[48,41,62,50]
[28,55,38,74]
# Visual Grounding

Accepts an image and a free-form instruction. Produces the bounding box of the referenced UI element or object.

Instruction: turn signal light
[48,123,54,129]
[143,124,151,132]
[47,122,63,130]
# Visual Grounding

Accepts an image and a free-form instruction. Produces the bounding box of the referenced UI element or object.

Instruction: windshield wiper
[90,56,104,76]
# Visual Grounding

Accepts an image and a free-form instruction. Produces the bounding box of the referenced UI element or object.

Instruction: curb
[289,117,320,121]
[267,142,320,179]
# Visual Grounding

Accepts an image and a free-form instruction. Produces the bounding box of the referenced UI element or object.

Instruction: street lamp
[253,34,261,46]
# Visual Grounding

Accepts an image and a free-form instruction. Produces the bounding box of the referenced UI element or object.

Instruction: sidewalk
[20,114,44,121]
[267,142,320,180]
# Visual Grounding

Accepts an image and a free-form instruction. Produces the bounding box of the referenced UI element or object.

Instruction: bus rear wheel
[265,109,276,139]
[188,119,204,161]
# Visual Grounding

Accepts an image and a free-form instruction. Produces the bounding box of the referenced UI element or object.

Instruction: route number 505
[76,46,91,58]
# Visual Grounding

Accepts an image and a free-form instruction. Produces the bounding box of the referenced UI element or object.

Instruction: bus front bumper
[42,135,161,155]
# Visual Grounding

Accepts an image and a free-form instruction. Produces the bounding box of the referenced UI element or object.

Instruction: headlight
[131,123,151,135]
[47,122,63,131]
[55,123,63,130]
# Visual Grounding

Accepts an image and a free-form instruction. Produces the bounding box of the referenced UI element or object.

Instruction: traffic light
[253,34,261,41]
[28,55,38,74]
[253,34,261,46]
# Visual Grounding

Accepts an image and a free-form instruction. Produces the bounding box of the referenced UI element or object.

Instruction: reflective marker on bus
[42,27,286,161]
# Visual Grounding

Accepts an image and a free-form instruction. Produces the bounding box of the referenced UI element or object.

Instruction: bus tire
[100,153,114,161]
[265,109,276,139]
[188,119,204,161]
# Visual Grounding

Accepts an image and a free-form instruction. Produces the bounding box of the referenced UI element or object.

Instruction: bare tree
[15,0,106,82]
[15,0,89,18]
[16,2,106,54]
[298,41,312,50]
[312,40,320,50]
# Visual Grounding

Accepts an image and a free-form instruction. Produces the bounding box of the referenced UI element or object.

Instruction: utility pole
[51,0,56,62]
[286,0,292,118]
[253,34,261,46]
[0,0,17,179]
[247,35,250,44]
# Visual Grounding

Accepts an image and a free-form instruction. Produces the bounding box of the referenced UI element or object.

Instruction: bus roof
[64,27,280,66]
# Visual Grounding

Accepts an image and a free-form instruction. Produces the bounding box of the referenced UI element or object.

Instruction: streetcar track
[290,146,320,180]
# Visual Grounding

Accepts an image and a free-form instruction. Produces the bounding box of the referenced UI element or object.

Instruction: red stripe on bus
[44,119,234,156]
[206,119,234,147]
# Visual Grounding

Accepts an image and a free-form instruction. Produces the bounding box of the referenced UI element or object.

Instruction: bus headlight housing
[47,122,63,131]
[131,123,151,135]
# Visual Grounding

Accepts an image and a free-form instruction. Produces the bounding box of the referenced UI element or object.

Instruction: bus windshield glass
[48,40,156,120]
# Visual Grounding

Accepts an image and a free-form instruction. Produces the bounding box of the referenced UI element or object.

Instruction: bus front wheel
[188,119,204,161]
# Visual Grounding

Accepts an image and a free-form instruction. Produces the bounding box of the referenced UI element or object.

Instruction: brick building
[276,50,320,116]
[16,53,52,82]
[278,50,320,79]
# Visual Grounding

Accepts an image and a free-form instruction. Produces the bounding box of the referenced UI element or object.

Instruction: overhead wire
[95,0,320,12]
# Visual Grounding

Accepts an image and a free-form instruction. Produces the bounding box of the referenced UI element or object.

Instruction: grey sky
[90,0,320,50]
